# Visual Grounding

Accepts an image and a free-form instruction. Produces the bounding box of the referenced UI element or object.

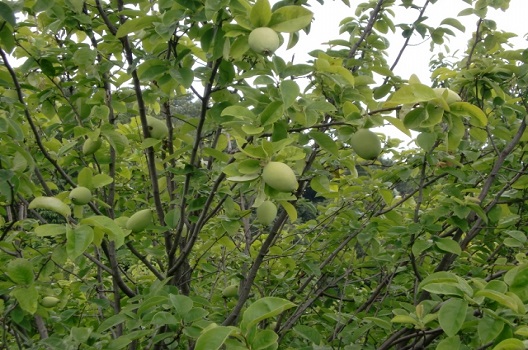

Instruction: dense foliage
[1,0,528,349]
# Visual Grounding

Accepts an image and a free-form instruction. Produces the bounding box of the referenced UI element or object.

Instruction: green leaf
[280,80,299,108]
[66,225,94,259]
[169,294,193,317]
[492,338,525,350]
[436,335,461,350]
[77,167,93,188]
[115,16,157,38]
[279,201,297,222]
[34,224,67,237]
[385,116,412,137]
[269,6,313,33]
[449,102,487,126]
[440,18,465,32]
[92,174,114,188]
[308,131,338,156]
[97,313,128,333]
[384,84,437,107]
[293,325,321,345]
[438,298,467,337]
[506,265,528,302]
[195,325,237,350]
[6,258,34,285]
[416,132,437,151]
[478,316,505,344]
[260,101,284,126]
[391,315,419,326]
[435,237,461,255]
[250,329,278,350]
[221,106,257,120]
[240,297,295,333]
[0,2,16,27]
[11,285,38,314]
[81,216,125,248]
[250,0,272,27]
[474,290,520,313]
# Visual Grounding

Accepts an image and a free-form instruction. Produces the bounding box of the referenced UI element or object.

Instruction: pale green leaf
[250,0,272,27]
[269,6,313,33]
[195,325,236,350]
[115,16,157,38]
[438,298,467,337]
[240,297,295,332]
[11,286,38,314]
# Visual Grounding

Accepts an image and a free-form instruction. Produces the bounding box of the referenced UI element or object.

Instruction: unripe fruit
[82,138,102,155]
[433,88,461,105]
[248,27,280,55]
[262,162,298,192]
[69,186,92,205]
[126,209,153,233]
[40,296,60,307]
[222,284,239,298]
[257,201,278,225]
[146,116,169,140]
[350,129,381,160]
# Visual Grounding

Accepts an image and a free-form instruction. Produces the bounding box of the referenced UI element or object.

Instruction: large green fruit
[433,88,461,104]
[82,138,102,155]
[146,116,169,140]
[126,209,153,233]
[222,284,239,298]
[69,186,92,205]
[248,27,280,54]
[40,296,60,308]
[350,129,381,160]
[257,200,278,225]
[262,162,298,192]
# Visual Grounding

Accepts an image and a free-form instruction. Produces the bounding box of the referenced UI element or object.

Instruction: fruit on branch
[433,88,461,105]
[29,196,71,218]
[40,296,60,308]
[248,27,280,55]
[126,209,153,233]
[262,161,298,192]
[256,200,278,225]
[222,284,239,298]
[82,138,102,155]
[146,116,169,140]
[350,129,382,160]
[69,186,92,205]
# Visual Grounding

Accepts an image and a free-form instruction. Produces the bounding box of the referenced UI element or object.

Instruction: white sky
[274,0,527,143]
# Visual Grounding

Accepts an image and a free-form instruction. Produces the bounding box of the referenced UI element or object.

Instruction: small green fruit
[262,162,298,192]
[126,209,153,233]
[257,201,277,225]
[146,116,169,140]
[69,186,92,205]
[222,284,239,298]
[248,27,280,55]
[350,129,381,160]
[433,88,461,105]
[40,296,60,308]
[82,138,102,155]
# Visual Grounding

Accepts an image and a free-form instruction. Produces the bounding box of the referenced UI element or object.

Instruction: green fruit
[262,162,298,192]
[146,116,169,140]
[40,296,60,308]
[69,186,92,205]
[248,27,280,54]
[257,201,277,225]
[82,138,102,155]
[222,284,239,298]
[350,129,381,160]
[433,88,461,104]
[126,209,153,233]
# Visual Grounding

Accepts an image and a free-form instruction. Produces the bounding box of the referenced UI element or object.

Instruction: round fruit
[146,116,169,140]
[262,162,298,192]
[82,138,102,155]
[257,200,278,225]
[126,209,153,233]
[433,88,461,105]
[350,129,381,160]
[40,296,60,308]
[69,186,92,205]
[248,27,280,55]
[222,284,239,298]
